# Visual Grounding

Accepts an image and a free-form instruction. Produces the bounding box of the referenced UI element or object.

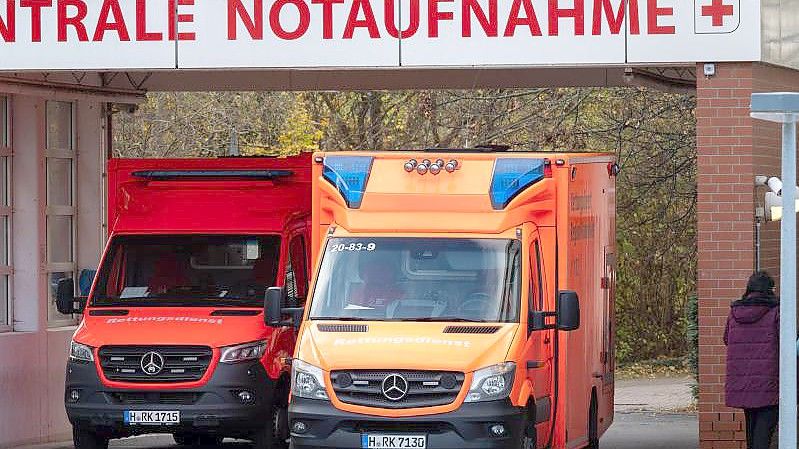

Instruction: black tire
[519,407,536,449]
[72,427,109,449]
[173,433,200,446]
[587,394,599,449]
[252,382,289,449]
[198,435,224,446]
[173,433,222,446]
[519,432,536,449]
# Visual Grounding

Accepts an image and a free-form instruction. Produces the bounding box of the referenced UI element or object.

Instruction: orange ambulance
[266,149,617,449]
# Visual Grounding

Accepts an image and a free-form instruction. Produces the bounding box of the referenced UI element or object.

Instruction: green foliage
[616,357,691,380]
[685,294,700,398]
[114,87,697,363]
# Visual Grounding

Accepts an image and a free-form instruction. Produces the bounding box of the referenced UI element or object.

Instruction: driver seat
[349,257,404,308]
[148,253,189,295]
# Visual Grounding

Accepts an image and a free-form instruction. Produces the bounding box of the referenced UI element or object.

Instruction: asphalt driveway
[23,377,699,449]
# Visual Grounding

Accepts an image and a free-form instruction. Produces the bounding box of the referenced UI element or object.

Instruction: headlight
[291,359,329,401]
[70,341,94,363]
[464,362,516,403]
[220,341,267,364]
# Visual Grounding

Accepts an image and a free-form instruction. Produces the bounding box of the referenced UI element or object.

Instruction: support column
[697,62,799,448]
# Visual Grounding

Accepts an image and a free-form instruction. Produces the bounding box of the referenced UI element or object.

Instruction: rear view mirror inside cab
[411,249,438,260]
[190,239,263,269]
[245,239,260,260]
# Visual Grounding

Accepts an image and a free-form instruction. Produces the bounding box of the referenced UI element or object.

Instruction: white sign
[626,0,760,63]
[0,0,761,71]
[179,0,399,68]
[0,0,175,70]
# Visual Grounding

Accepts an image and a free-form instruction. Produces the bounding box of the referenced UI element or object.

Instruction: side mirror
[56,278,77,315]
[264,287,285,327]
[529,290,581,332]
[556,290,580,331]
[264,286,305,329]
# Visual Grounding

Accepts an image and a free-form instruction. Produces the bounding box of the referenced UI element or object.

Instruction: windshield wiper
[92,297,261,308]
[96,299,202,307]
[209,297,262,307]
[310,316,371,321]
[399,317,488,323]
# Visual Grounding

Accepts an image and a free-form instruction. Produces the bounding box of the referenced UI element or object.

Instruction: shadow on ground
[28,377,700,449]
[601,412,698,449]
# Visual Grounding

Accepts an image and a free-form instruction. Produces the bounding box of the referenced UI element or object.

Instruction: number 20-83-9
[330,243,377,252]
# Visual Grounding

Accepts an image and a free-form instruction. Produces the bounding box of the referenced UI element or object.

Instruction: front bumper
[289,397,526,449]
[64,359,275,438]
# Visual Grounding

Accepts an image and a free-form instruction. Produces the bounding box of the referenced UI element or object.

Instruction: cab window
[92,235,281,308]
[309,237,521,322]
[531,240,544,311]
[285,235,308,304]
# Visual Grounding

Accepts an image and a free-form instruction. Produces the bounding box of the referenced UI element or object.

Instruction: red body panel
[107,155,312,235]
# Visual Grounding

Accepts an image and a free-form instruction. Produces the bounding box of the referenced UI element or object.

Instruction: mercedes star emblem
[140,352,165,376]
[381,374,410,401]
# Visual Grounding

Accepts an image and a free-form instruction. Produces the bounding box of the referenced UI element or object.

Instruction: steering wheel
[458,293,491,316]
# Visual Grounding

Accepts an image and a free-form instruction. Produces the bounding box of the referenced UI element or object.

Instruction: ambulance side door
[523,234,554,446]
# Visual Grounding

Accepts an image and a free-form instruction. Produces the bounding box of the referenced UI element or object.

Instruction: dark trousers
[744,406,778,449]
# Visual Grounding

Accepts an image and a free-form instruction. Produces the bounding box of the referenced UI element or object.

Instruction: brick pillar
[696,62,799,448]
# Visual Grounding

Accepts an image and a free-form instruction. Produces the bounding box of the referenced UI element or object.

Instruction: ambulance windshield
[310,237,521,322]
[91,235,281,307]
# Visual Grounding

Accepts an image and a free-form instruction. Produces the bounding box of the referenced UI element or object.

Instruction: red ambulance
[59,155,311,449]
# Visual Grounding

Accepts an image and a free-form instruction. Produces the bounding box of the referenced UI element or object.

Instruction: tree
[114,87,697,362]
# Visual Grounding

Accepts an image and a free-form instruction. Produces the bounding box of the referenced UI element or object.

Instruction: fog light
[237,390,255,404]
[292,420,308,434]
[68,389,80,403]
[489,424,506,437]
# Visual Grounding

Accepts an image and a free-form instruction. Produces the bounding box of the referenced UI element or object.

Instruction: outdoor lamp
[764,191,799,221]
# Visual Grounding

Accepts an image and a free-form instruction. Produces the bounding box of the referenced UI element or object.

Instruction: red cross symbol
[702,0,734,27]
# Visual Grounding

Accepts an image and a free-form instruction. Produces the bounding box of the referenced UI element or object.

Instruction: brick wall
[696,62,799,448]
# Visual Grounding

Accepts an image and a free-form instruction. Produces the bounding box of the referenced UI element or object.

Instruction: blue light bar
[489,158,547,210]
[322,156,374,208]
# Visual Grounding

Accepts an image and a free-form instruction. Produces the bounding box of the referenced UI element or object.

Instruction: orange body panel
[300,151,616,449]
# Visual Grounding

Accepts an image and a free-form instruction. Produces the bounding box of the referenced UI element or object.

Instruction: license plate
[361,434,427,449]
[124,410,180,425]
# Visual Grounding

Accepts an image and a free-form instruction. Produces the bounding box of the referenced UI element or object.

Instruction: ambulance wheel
[587,393,599,449]
[252,383,289,449]
[72,427,109,449]
[519,432,536,449]
[198,435,224,446]
[173,433,200,446]
[173,433,221,446]
[519,407,536,449]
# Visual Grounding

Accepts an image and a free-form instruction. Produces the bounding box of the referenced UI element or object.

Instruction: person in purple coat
[725,271,780,449]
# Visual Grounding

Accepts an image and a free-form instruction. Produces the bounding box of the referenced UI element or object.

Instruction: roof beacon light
[322,156,374,209]
[445,160,459,173]
[429,163,442,175]
[490,158,547,210]
[417,163,429,175]
[404,159,418,173]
